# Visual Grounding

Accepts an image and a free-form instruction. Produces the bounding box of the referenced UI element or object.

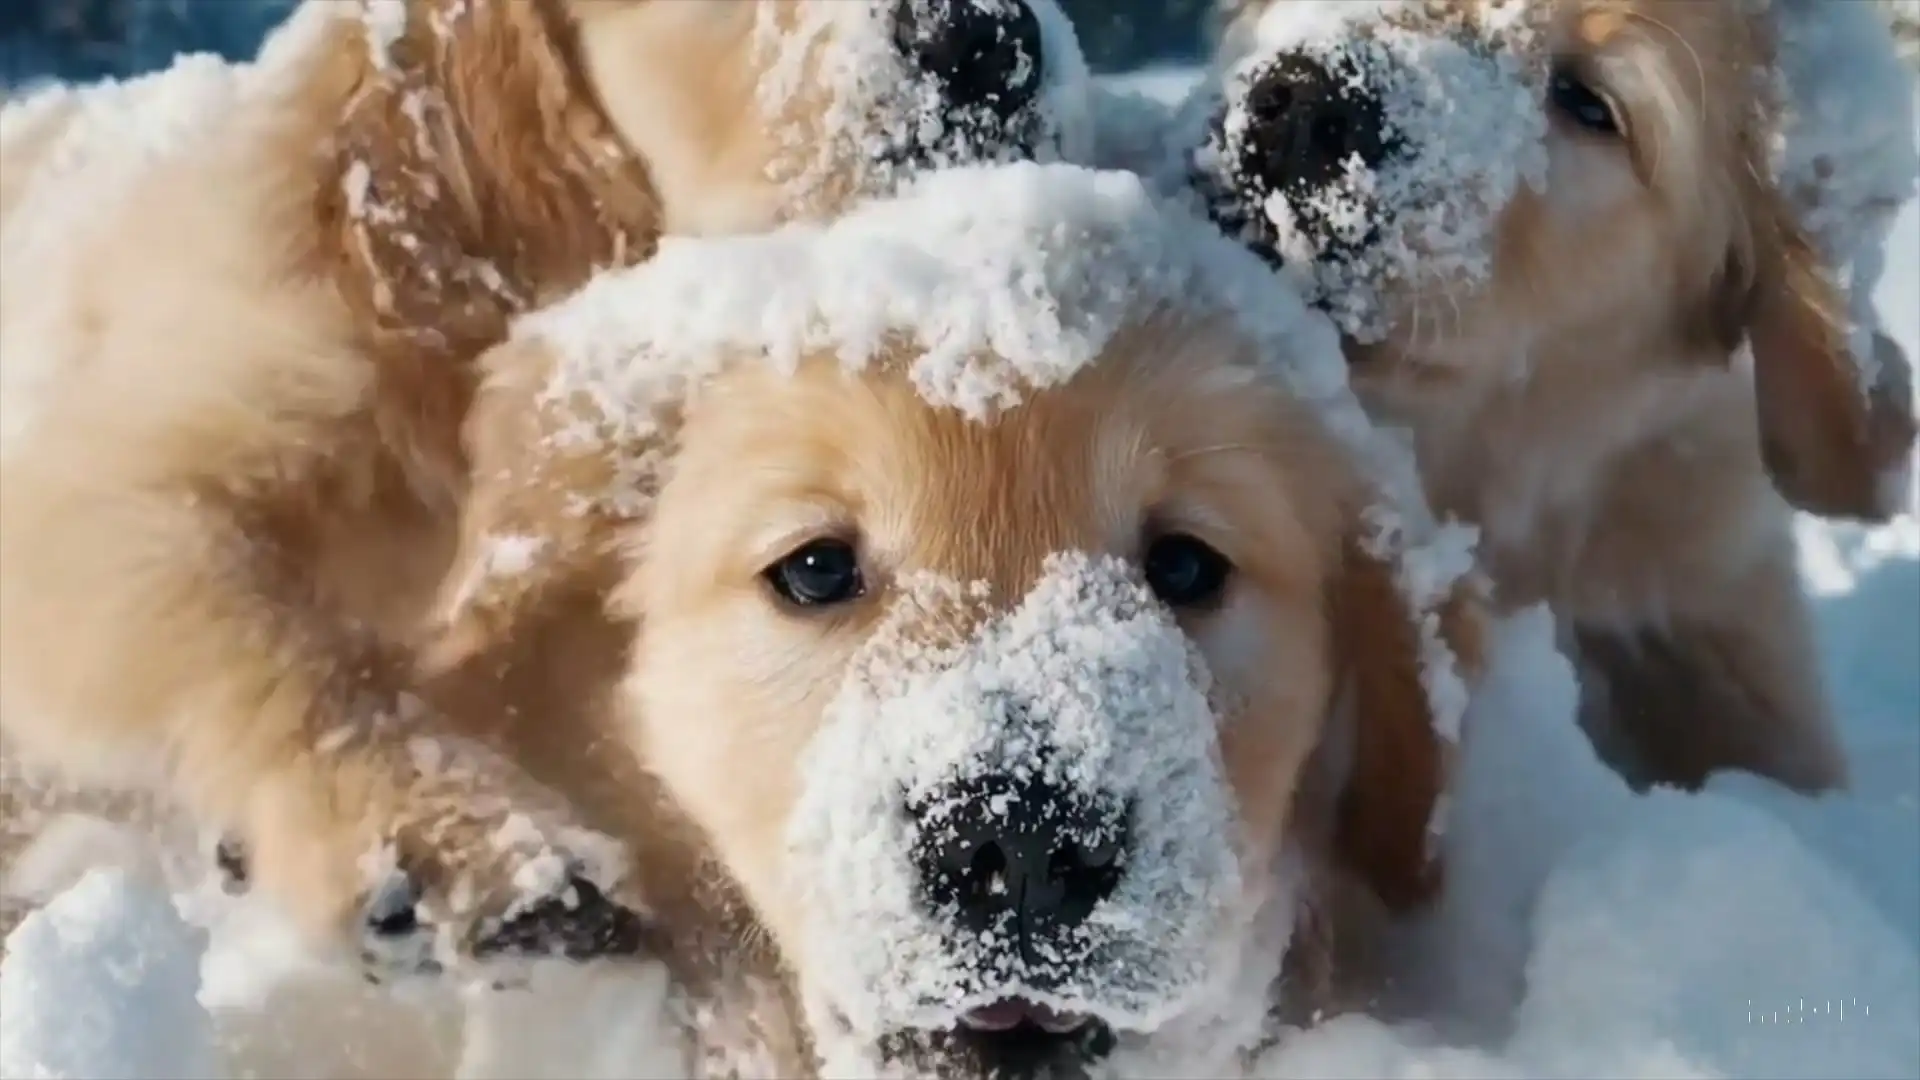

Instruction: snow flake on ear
[1355,502,1481,751]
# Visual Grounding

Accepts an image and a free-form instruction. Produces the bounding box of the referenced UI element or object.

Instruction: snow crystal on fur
[1193,0,1549,342]
[784,554,1250,1034]
[752,0,1093,207]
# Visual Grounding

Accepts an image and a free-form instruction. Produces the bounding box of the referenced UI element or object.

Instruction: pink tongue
[961,1000,1088,1034]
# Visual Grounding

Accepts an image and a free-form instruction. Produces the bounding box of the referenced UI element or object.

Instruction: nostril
[1239,52,1391,198]
[926,832,1017,932]
[893,0,1046,120]
[963,839,1011,905]
[1046,826,1127,927]
[1312,113,1351,156]
[914,776,1130,943]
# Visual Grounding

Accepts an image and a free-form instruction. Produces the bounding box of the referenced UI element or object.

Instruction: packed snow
[4,50,1920,1080]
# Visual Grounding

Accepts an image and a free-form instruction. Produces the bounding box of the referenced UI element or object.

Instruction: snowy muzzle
[784,553,1246,1041]
[1191,1,1548,342]
[760,0,1092,202]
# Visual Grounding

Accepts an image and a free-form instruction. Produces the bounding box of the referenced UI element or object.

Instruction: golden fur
[404,310,1485,1072]
[0,0,1064,952]
[1218,0,1916,794]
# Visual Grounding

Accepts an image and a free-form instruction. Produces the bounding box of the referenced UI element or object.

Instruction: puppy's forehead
[670,330,1345,602]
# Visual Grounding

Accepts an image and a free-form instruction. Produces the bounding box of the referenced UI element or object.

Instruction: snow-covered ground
[2,68,1918,1080]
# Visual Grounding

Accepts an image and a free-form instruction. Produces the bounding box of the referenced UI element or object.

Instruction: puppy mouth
[880,999,1118,1080]
[959,998,1097,1035]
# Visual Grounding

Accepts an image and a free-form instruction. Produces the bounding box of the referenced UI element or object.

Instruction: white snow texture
[5,19,1920,1080]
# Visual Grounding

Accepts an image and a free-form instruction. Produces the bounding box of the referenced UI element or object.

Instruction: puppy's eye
[1548,67,1621,135]
[1143,534,1233,609]
[765,539,866,608]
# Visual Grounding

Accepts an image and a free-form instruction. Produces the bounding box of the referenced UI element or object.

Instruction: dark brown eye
[1549,66,1621,135]
[1143,534,1233,608]
[765,539,865,608]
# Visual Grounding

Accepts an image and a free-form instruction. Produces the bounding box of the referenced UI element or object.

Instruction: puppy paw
[241,734,661,985]
[350,861,663,987]
[470,874,660,963]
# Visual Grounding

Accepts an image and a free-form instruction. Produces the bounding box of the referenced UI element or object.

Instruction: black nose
[915,775,1128,951]
[1239,53,1391,197]
[893,0,1046,122]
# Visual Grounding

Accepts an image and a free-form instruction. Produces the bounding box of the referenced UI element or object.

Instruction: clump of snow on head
[1767,0,1920,391]
[785,554,1250,1034]
[523,162,1449,541]
[751,0,1093,206]
[1192,0,1550,341]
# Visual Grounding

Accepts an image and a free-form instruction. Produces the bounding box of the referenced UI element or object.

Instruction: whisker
[1167,443,1256,463]
[1624,10,1709,189]
[1627,11,1708,118]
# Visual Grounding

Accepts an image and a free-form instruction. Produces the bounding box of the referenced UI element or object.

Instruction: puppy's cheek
[1183,597,1267,692]
[1191,600,1327,866]
[628,616,831,899]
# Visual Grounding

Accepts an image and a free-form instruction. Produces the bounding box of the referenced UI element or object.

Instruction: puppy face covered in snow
[1198,0,1914,523]
[429,164,1483,1077]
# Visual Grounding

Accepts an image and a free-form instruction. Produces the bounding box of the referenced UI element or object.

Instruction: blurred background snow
[0,0,1912,89]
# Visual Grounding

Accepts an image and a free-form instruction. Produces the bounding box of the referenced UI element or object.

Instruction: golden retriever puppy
[0,0,1090,967]
[1183,0,1918,795]
[411,161,1486,1078]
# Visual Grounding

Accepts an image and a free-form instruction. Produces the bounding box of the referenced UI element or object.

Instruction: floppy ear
[1327,534,1485,913]
[1714,179,1916,523]
[318,0,658,357]
[418,337,657,677]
